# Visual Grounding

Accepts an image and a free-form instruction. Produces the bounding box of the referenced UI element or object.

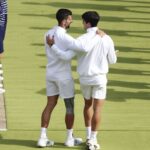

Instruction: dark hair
[82,11,100,27]
[56,8,72,24]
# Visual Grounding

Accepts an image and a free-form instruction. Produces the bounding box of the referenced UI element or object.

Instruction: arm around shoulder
[51,45,76,61]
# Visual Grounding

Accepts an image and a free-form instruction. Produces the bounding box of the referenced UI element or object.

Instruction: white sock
[40,127,47,138]
[67,129,73,139]
[86,126,91,140]
[90,131,98,141]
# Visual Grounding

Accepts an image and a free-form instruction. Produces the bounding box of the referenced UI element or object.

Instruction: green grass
[0,0,150,149]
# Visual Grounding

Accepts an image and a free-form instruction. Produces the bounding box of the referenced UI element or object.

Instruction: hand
[46,35,54,47]
[115,50,119,55]
[96,29,106,37]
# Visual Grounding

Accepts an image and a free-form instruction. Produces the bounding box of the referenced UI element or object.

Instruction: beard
[66,25,70,29]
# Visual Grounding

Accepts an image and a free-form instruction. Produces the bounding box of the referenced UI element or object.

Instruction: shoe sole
[37,145,46,148]
[37,142,54,148]
[86,143,100,150]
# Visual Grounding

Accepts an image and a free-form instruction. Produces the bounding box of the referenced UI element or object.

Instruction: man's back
[45,26,73,80]
[76,27,116,76]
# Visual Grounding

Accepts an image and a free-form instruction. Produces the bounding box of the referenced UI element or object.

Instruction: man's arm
[46,32,95,53]
[46,29,106,53]
[68,36,96,52]
[107,37,117,64]
[46,35,54,47]
[68,29,106,52]
[51,45,76,61]
[46,34,76,60]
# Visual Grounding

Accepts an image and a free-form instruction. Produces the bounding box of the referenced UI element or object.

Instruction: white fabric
[40,128,47,138]
[51,45,76,61]
[50,27,117,86]
[45,26,93,80]
[45,26,76,98]
[76,27,117,85]
[46,77,74,99]
[80,84,107,99]
[86,126,91,140]
[79,74,107,85]
[45,26,73,80]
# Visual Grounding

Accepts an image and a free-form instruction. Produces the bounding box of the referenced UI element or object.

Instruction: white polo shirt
[45,26,74,80]
[76,27,117,85]
[45,25,95,80]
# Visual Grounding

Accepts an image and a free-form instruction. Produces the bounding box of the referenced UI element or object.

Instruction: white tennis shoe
[37,137,54,147]
[65,137,83,147]
[86,139,100,150]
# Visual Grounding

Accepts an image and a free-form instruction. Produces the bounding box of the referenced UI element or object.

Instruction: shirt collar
[87,27,98,33]
[55,25,67,33]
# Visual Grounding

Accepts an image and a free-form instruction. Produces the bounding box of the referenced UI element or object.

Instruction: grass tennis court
[0,0,150,149]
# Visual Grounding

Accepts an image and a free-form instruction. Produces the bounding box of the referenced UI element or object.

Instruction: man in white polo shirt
[48,11,117,149]
[37,9,87,147]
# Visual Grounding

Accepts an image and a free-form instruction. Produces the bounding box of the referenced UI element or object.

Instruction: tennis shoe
[65,137,83,147]
[86,139,100,150]
[37,137,54,147]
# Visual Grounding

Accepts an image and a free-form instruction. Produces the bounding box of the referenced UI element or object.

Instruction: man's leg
[64,97,74,144]
[37,95,59,147]
[41,95,59,128]
[64,97,74,130]
[87,99,104,150]
[91,99,105,132]
[84,98,93,140]
[64,97,82,146]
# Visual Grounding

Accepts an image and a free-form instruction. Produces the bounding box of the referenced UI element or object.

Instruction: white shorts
[46,78,74,99]
[80,84,107,100]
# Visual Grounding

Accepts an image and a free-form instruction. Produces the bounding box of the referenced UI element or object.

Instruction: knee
[47,100,58,109]
[52,100,58,108]
[66,108,74,114]
[84,101,92,109]
[64,98,74,114]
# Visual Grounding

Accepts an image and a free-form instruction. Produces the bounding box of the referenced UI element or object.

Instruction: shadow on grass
[90,0,150,5]
[37,87,81,96]
[22,1,126,11]
[31,43,44,47]
[0,138,85,149]
[102,16,150,25]
[36,53,46,57]
[29,26,49,30]
[50,2,150,15]
[20,12,150,25]
[110,68,150,76]
[103,29,150,38]
[36,81,149,101]
[36,88,46,95]
[21,1,150,14]
[116,46,150,54]
[117,56,150,64]
[107,88,150,102]
[20,13,82,21]
[0,139,36,148]
[29,27,150,39]
[109,80,149,90]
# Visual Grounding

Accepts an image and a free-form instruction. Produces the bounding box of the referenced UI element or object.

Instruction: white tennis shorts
[46,78,74,99]
[80,84,107,100]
